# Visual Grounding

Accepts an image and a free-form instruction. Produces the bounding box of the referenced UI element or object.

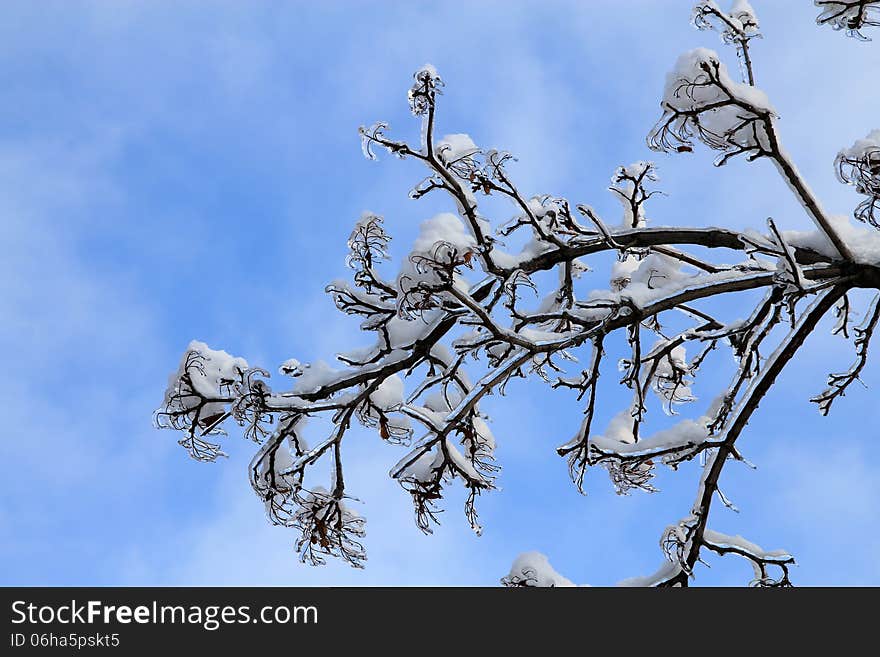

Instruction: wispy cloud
[3,0,879,586]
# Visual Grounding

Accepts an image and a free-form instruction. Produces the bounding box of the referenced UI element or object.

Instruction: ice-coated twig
[812,293,880,415]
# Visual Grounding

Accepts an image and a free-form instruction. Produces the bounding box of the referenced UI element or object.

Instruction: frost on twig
[156,2,880,585]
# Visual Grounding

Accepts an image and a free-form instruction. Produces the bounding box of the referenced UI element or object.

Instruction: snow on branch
[693,0,761,84]
[836,130,880,228]
[503,552,576,587]
[156,2,880,585]
[647,48,774,165]
[816,0,880,39]
[649,28,855,260]
[702,529,794,586]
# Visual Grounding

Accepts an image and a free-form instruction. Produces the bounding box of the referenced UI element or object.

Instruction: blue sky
[2,0,879,586]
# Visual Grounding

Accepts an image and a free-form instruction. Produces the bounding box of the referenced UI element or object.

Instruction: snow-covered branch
[155,0,880,585]
[816,0,880,39]
[647,43,854,260]
[836,130,880,228]
[693,0,761,85]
